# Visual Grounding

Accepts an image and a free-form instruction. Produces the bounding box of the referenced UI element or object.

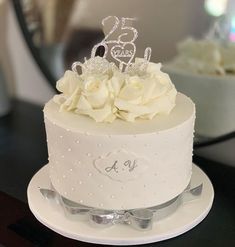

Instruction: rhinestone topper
[72,16,152,73]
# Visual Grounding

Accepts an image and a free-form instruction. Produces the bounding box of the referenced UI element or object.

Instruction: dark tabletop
[0,100,234,247]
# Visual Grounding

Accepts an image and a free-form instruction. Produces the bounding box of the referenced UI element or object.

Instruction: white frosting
[53,57,177,123]
[171,38,235,75]
[44,93,195,210]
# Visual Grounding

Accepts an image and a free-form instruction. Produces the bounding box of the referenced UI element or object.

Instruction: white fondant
[44,93,195,210]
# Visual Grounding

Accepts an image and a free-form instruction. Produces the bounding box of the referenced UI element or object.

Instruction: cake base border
[27,163,214,245]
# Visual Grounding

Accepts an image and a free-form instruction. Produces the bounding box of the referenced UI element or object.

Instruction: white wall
[5,0,209,105]
[6,1,54,105]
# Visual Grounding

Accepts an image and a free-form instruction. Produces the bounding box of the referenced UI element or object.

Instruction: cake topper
[72,16,152,73]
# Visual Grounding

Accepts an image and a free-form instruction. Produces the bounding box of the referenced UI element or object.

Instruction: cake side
[44,93,195,210]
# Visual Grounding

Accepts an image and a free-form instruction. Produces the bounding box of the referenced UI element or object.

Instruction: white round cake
[44,92,195,210]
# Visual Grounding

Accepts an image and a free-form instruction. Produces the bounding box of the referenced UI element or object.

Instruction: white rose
[107,70,125,98]
[53,70,81,111]
[115,63,177,122]
[76,75,117,122]
[56,70,81,95]
[82,75,109,108]
[54,68,124,122]
[173,38,224,74]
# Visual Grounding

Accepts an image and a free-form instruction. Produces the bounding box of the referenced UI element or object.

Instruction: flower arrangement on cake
[54,57,177,123]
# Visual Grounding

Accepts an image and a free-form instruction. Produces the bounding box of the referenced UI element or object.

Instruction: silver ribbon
[40,183,203,231]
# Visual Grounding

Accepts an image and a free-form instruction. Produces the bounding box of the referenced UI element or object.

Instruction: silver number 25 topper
[72,16,152,73]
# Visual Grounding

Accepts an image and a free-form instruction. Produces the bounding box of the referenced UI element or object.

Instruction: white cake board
[27,164,214,245]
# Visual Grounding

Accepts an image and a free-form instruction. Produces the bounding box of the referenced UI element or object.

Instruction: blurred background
[4,0,213,104]
[0,2,234,245]
[0,0,234,166]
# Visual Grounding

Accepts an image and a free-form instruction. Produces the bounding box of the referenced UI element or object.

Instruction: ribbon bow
[40,183,203,231]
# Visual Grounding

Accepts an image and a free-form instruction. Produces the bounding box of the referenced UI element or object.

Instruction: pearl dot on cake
[67,148,72,152]
[99,203,104,207]
[71,187,75,191]
[88,192,93,196]
[61,155,65,158]
[87,153,91,157]
[64,191,67,196]
[88,173,92,177]
[110,195,115,199]
[59,135,63,139]
[76,140,80,144]
[62,175,66,178]
[79,181,82,185]
[99,184,103,188]
[69,168,73,172]
[79,199,83,204]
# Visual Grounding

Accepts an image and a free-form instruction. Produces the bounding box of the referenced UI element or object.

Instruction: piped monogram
[105,159,138,174]
[94,150,149,182]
